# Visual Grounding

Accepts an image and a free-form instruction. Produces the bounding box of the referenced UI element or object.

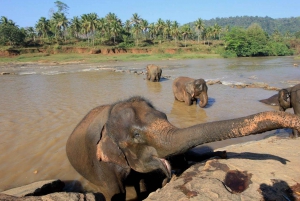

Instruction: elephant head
[66,96,300,200]
[278,88,291,111]
[186,78,208,107]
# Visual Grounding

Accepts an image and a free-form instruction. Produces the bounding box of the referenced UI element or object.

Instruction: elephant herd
[66,64,300,200]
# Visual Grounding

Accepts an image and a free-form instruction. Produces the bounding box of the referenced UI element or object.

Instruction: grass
[0,52,222,64]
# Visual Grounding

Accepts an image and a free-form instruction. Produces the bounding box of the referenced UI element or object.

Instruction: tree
[25,27,36,41]
[194,18,204,43]
[35,17,50,41]
[81,13,98,45]
[246,23,268,56]
[54,1,69,14]
[213,23,222,39]
[170,21,180,43]
[140,19,149,39]
[69,16,81,38]
[0,24,25,45]
[181,24,191,47]
[51,12,69,42]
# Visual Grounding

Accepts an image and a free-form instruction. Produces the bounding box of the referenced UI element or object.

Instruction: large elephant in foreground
[66,96,300,201]
[173,76,208,107]
[278,83,300,137]
[146,64,162,82]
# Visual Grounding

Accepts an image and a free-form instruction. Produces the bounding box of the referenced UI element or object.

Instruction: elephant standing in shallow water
[173,76,208,107]
[259,84,300,138]
[66,96,300,201]
[146,64,162,82]
[278,83,300,137]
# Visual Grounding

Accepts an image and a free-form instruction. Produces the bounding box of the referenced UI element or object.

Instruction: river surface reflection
[0,56,299,194]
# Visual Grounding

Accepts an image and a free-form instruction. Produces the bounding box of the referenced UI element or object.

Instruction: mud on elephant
[66,96,300,200]
[172,76,208,107]
[146,64,162,82]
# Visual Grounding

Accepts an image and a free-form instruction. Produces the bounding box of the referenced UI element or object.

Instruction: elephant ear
[278,89,291,111]
[96,124,128,168]
[185,81,195,97]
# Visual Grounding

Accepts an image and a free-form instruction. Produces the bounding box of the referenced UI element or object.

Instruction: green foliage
[0,24,25,45]
[223,24,294,57]
[265,42,293,56]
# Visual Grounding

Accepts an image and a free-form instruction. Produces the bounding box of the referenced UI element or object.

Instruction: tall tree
[54,1,69,14]
[69,16,81,38]
[170,21,180,43]
[35,17,50,40]
[181,24,191,47]
[194,18,204,43]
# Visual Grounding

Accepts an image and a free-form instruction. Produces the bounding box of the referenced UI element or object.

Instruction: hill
[190,16,300,35]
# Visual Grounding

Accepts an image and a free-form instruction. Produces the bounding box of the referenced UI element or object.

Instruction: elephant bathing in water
[66,96,300,201]
[259,84,300,138]
[173,76,208,107]
[278,83,300,137]
[146,64,162,82]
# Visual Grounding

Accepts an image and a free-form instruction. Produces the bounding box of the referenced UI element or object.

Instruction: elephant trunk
[155,111,300,158]
[199,91,208,108]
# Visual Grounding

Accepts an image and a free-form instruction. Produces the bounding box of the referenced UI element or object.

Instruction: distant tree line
[0,1,300,58]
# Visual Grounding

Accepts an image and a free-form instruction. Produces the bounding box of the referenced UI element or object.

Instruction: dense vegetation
[0,1,300,58]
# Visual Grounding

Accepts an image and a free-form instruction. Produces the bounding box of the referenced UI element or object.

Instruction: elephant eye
[133,131,140,138]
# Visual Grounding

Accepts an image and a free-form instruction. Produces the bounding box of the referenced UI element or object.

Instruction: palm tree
[170,21,180,44]
[213,23,222,40]
[81,13,98,45]
[25,27,36,41]
[181,24,191,47]
[0,16,9,25]
[110,20,122,44]
[130,13,141,25]
[140,19,149,39]
[69,16,81,38]
[131,24,141,46]
[35,17,50,41]
[155,18,165,38]
[194,18,204,43]
[51,12,69,41]
[164,20,171,40]
[147,23,156,40]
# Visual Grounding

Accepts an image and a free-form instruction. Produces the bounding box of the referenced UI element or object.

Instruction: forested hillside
[190,16,300,35]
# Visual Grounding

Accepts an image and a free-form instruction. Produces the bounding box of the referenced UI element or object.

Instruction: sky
[1,0,300,28]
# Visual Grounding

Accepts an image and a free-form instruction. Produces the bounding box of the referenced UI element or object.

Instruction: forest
[1,1,300,58]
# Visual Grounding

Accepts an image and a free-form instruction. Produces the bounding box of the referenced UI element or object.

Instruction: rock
[1,72,10,75]
[2,180,65,197]
[145,134,300,201]
[0,192,105,201]
[206,80,222,85]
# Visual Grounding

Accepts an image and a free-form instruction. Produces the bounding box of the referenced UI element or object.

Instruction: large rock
[146,134,300,200]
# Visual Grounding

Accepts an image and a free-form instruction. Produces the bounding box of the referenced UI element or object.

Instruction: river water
[0,56,299,194]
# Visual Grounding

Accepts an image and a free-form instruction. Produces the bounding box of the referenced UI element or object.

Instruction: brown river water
[0,56,299,194]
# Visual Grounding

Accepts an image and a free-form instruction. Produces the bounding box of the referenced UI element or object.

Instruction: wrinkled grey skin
[173,76,208,108]
[66,96,300,201]
[146,64,162,82]
[278,84,300,137]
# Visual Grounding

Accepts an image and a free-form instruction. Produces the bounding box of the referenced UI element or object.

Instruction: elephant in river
[66,96,300,201]
[259,84,300,137]
[173,76,208,107]
[278,83,300,137]
[146,64,162,82]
